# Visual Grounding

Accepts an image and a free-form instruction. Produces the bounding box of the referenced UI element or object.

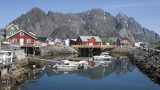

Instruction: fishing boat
[93,52,112,60]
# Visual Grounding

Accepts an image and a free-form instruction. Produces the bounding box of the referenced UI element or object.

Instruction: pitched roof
[5,24,19,30]
[120,40,131,44]
[79,36,101,42]
[38,37,47,42]
[70,39,77,41]
[7,30,37,39]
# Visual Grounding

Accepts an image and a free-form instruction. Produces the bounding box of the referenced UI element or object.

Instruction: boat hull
[93,56,112,60]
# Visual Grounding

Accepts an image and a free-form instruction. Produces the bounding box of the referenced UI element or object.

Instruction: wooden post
[11,52,13,63]
[33,47,34,56]
[26,47,28,56]
[0,39,1,50]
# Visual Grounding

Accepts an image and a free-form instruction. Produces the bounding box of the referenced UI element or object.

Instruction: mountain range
[7,7,160,43]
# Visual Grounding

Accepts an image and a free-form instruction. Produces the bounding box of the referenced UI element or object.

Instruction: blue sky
[0,0,160,34]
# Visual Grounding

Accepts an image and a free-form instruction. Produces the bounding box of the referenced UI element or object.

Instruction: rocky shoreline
[1,59,42,90]
[110,47,160,84]
[128,48,160,84]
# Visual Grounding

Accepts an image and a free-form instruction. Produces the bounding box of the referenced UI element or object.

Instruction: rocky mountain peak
[116,12,129,22]
[7,7,160,43]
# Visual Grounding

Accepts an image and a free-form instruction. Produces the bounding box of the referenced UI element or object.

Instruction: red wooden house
[69,39,77,46]
[120,40,131,46]
[7,30,37,47]
[70,36,102,46]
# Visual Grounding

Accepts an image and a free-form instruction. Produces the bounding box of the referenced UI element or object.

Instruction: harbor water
[15,54,160,90]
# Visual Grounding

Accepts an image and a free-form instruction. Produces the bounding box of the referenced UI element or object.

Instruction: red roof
[5,25,10,29]
[120,40,131,44]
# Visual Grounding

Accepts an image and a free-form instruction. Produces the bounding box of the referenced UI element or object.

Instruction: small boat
[93,52,112,60]
[53,60,88,70]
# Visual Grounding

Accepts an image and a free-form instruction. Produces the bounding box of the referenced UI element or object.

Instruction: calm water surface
[17,55,160,90]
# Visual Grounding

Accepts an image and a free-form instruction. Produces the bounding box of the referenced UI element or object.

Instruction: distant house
[46,38,54,45]
[64,39,70,45]
[7,30,37,47]
[5,24,19,38]
[120,40,131,46]
[55,39,62,44]
[116,39,121,46]
[69,39,77,46]
[38,37,47,42]
[70,36,102,46]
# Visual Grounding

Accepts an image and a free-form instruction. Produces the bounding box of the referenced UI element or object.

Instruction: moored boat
[93,52,112,60]
[53,60,88,70]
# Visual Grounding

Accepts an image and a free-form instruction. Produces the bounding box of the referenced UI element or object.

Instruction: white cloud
[105,1,159,10]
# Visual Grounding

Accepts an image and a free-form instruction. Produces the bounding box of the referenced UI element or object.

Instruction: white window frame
[12,39,17,43]
[11,27,14,30]
[10,32,15,35]
[20,31,24,36]
[27,39,31,43]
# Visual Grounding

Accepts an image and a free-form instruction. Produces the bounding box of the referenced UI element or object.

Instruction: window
[27,39,31,43]
[10,32,15,35]
[20,31,24,36]
[11,27,14,30]
[12,39,17,43]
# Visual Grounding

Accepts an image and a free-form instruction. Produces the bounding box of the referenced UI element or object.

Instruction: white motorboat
[93,52,112,60]
[53,60,88,70]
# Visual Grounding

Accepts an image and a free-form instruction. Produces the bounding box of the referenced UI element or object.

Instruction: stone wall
[109,47,134,56]
[40,46,78,56]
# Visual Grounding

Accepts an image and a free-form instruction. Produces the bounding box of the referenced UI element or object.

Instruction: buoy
[33,65,36,71]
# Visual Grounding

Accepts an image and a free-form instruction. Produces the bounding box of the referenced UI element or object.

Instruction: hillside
[9,7,160,43]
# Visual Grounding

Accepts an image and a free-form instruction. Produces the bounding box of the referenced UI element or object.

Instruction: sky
[0,0,160,34]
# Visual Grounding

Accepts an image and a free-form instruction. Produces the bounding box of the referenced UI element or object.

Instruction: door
[20,39,24,46]
[89,43,93,46]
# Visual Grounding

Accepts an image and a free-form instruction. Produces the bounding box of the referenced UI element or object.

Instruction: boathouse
[7,30,37,47]
[70,36,102,46]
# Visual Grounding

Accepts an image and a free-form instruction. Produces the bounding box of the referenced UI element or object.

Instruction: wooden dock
[71,45,116,49]
[71,45,116,56]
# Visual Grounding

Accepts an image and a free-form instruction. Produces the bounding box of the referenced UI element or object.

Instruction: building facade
[5,24,19,38]
[7,30,37,46]
[70,36,102,46]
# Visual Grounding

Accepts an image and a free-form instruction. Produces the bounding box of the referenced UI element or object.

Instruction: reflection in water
[16,56,160,90]
[25,57,135,80]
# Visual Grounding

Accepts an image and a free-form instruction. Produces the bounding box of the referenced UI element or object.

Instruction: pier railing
[9,43,42,47]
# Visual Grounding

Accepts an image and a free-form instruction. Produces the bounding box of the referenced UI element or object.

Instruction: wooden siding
[8,31,36,46]
[69,36,102,46]
[6,25,19,38]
